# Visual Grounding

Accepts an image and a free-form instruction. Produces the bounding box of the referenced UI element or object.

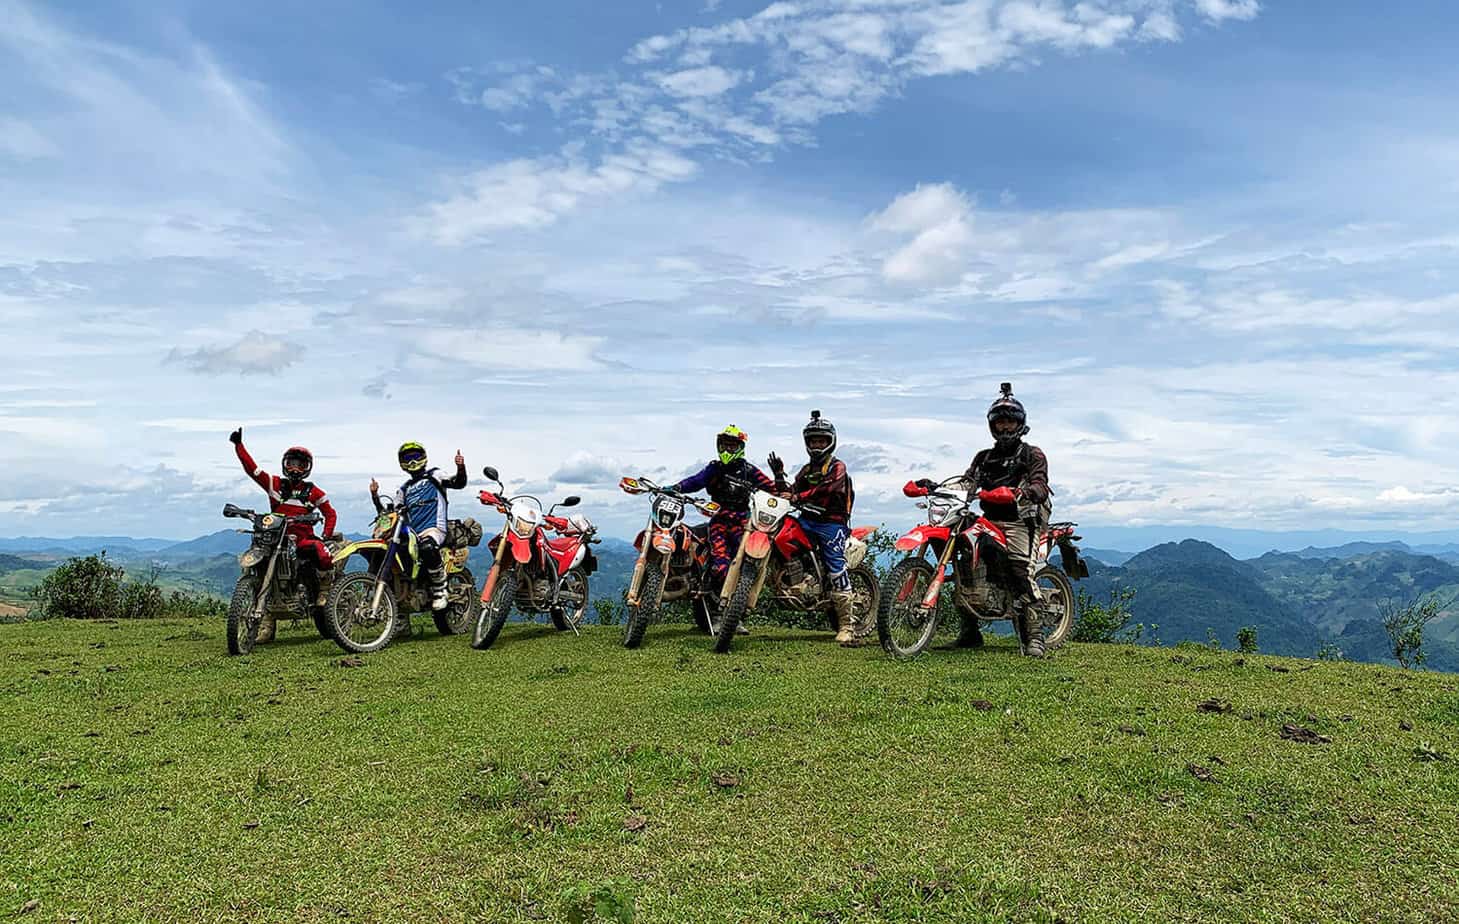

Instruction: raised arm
[230,428,272,493]
[311,486,339,536]
[440,450,468,490]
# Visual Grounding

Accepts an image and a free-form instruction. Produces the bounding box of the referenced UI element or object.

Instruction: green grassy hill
[3,619,1458,922]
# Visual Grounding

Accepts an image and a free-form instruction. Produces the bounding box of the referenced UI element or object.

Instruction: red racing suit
[233,441,337,569]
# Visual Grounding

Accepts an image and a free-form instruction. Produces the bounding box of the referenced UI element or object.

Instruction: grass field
[4,617,1459,923]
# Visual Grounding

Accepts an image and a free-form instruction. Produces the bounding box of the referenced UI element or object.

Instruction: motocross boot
[1017,603,1045,658]
[955,611,985,649]
[256,611,277,644]
[429,565,449,612]
[832,591,860,646]
[315,569,334,609]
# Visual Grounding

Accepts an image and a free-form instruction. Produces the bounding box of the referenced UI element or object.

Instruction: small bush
[1071,586,1138,643]
[31,554,177,620]
[1316,642,1345,661]
[594,598,622,626]
[1236,626,1259,654]
[1381,592,1454,669]
[558,879,634,923]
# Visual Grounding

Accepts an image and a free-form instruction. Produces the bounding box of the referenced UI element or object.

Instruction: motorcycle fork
[478,529,513,604]
[719,535,750,608]
[747,551,776,610]
[920,537,959,610]
[253,545,282,621]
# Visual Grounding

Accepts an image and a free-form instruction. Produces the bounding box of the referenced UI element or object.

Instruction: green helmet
[398,441,428,474]
[716,425,747,465]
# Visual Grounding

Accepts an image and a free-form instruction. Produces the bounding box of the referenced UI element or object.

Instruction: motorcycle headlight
[756,511,776,528]
[511,515,536,537]
[928,500,957,527]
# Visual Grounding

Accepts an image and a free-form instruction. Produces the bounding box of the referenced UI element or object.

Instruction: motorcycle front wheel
[434,567,479,636]
[876,558,940,659]
[328,572,400,653]
[713,559,760,654]
[622,552,664,649]
[471,567,517,650]
[226,575,260,656]
[1034,565,1075,650]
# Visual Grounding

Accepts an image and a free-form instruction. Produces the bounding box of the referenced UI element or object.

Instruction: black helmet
[802,409,837,465]
[987,383,1028,451]
[282,446,313,481]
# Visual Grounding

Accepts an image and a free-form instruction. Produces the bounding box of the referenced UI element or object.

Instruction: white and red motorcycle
[876,476,1086,658]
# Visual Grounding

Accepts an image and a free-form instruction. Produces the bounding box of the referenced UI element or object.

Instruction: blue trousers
[801,518,851,592]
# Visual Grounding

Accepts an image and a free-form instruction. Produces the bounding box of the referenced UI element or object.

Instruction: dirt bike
[618,476,723,648]
[221,503,335,655]
[712,481,880,654]
[876,477,1087,659]
[471,466,596,650]
[325,502,482,653]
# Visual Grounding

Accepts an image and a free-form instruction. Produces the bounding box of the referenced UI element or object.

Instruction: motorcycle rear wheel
[1034,565,1075,650]
[847,566,881,639]
[226,575,259,656]
[328,572,400,653]
[552,568,589,631]
[876,558,939,659]
[433,567,479,636]
[713,560,759,654]
[623,553,663,649]
[472,568,517,650]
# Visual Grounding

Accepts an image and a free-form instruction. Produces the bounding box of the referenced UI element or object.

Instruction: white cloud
[423,143,698,242]
[1195,0,1260,23]
[654,65,744,97]
[0,116,57,160]
[165,331,304,376]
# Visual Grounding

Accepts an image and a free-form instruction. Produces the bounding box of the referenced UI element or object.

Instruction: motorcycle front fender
[894,524,950,552]
[505,531,532,563]
[239,547,267,568]
[744,531,774,559]
[650,527,675,554]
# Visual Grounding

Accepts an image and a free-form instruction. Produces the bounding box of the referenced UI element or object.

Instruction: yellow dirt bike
[325,504,482,653]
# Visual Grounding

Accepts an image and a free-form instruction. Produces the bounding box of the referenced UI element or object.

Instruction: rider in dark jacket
[957,383,1052,657]
[770,410,860,646]
[369,441,467,617]
[669,425,778,595]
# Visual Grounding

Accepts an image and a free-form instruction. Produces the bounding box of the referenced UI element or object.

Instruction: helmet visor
[282,451,311,477]
[398,447,427,470]
[716,435,744,455]
[805,433,833,452]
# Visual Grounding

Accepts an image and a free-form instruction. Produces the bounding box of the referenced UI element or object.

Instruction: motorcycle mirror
[222,503,245,518]
[561,495,582,507]
[482,465,499,481]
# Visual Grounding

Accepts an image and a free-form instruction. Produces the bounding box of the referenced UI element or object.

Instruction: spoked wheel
[876,558,940,659]
[226,576,260,656]
[552,568,590,631]
[623,553,664,649]
[472,567,517,650]
[433,567,479,636]
[328,572,400,654]
[713,561,759,654]
[1033,565,1075,650]
[847,566,880,640]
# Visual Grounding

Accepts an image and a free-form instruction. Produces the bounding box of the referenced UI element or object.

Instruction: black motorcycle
[222,503,329,655]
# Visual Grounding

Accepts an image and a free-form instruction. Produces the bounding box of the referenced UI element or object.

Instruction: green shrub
[1071,586,1138,643]
[1236,626,1259,654]
[30,554,171,620]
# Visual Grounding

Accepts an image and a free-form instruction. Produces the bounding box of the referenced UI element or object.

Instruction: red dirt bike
[618,476,723,648]
[876,476,1086,659]
[712,479,880,654]
[471,466,597,650]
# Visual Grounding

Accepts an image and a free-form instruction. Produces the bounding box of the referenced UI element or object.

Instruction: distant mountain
[1080,526,1459,560]
[0,536,174,555]
[1079,540,1324,656]
[153,530,250,561]
[1287,541,1411,560]
[1082,547,1136,566]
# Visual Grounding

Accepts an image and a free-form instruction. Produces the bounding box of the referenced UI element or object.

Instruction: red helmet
[282,446,313,480]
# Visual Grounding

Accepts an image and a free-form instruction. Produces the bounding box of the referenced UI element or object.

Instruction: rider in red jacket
[230,427,340,641]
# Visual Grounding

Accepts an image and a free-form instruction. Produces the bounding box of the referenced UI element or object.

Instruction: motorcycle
[221,503,334,655]
[618,476,723,648]
[325,502,482,653]
[471,466,597,650]
[876,476,1087,658]
[712,481,880,654]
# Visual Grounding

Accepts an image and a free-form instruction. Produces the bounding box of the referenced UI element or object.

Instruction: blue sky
[2,0,1458,541]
